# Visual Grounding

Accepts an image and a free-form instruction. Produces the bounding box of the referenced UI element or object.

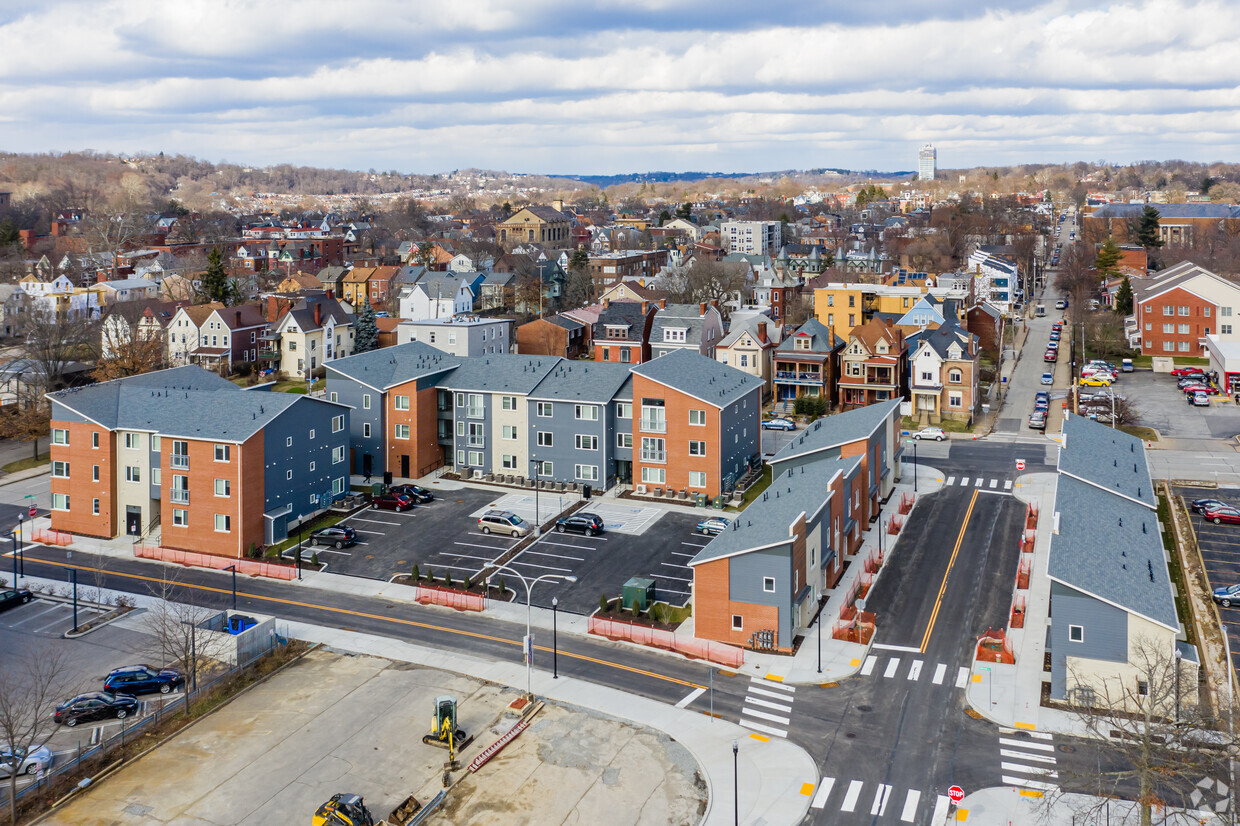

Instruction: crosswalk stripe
[931,795,950,823]
[960,477,970,486]
[999,737,1056,752]
[884,658,900,678]
[841,780,863,812]
[751,677,795,693]
[901,789,921,822]
[1000,727,1051,740]
[1003,775,1056,791]
[945,476,955,486]
[1001,762,1058,778]
[745,696,792,713]
[810,777,834,809]
[932,663,947,684]
[748,686,794,702]
[956,667,970,688]
[742,706,790,725]
[675,688,705,708]
[870,783,892,815]
[861,655,877,676]
[1000,748,1056,764]
[989,478,998,488]
[1005,480,1014,490]
[907,660,923,681]
[737,718,787,738]
[975,477,983,487]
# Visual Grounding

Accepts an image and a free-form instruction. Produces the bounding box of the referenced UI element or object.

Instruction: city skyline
[3,1,1240,175]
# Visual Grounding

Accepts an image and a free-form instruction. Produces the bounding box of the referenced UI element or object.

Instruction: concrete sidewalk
[956,787,1225,825]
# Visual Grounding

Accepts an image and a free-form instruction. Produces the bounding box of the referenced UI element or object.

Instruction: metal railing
[639,449,666,463]
[638,418,666,433]
[170,456,189,469]
[170,490,189,504]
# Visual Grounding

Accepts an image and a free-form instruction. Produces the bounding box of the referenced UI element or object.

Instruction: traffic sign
[27,506,35,517]
[1016,459,1026,471]
[948,785,965,804]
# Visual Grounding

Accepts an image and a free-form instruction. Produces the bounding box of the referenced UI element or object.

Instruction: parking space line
[681,542,709,548]
[652,573,692,583]
[534,540,598,552]
[317,549,352,555]
[464,532,520,542]
[436,553,495,562]
[354,530,387,536]
[505,560,575,573]
[671,552,696,559]
[349,517,401,526]
[454,541,515,551]
[9,604,65,627]
[519,550,586,562]
[660,561,691,570]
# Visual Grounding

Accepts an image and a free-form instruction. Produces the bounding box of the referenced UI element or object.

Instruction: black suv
[555,513,605,536]
[389,484,433,504]
[310,525,357,548]
[54,692,139,726]
[103,665,185,695]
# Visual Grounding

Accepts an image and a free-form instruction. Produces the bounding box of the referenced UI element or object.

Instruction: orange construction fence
[898,492,914,515]
[32,528,72,547]
[833,608,876,644]
[1010,596,1026,629]
[134,545,297,580]
[1015,558,1031,590]
[887,515,903,535]
[415,585,484,612]
[977,628,1016,664]
[864,551,884,575]
[587,615,745,668]
[1026,503,1039,530]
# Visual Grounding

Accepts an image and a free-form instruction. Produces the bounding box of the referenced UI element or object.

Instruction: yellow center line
[25,555,707,691]
[918,489,979,653]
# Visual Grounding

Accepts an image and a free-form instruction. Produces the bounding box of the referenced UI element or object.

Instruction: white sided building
[395,315,513,357]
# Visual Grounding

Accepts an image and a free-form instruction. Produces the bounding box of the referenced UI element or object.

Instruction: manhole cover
[845,732,857,739]
[856,705,872,712]
[1057,744,1076,754]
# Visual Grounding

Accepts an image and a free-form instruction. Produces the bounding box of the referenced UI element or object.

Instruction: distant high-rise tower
[918,144,937,181]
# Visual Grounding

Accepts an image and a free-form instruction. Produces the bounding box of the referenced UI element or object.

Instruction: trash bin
[583,484,592,500]
[622,577,656,612]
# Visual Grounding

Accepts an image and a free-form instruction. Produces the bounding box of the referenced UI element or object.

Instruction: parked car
[54,692,139,727]
[309,525,357,548]
[1051,322,1063,332]
[1044,350,1058,362]
[372,493,413,512]
[555,513,605,536]
[1177,377,1208,389]
[1049,331,1061,342]
[762,417,797,431]
[1034,398,1049,412]
[0,587,33,613]
[1121,359,1134,372]
[1171,367,1207,378]
[1191,498,1227,514]
[913,426,946,441]
[696,516,732,536]
[1079,375,1111,387]
[0,744,52,779]
[1192,391,1211,407]
[1041,372,1054,385]
[1213,583,1240,607]
[1055,300,1067,309]
[389,484,433,503]
[478,510,530,537]
[1205,504,1240,525]
[1028,410,1047,430]
[103,665,185,695]
[1182,384,1218,397]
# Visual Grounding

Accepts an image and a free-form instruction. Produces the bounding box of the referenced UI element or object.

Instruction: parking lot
[1175,486,1240,674]
[1123,369,1240,439]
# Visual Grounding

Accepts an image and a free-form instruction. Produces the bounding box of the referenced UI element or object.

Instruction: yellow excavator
[421,694,474,764]
[312,794,374,826]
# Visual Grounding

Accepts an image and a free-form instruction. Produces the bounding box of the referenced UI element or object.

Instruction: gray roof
[908,323,976,360]
[437,354,561,395]
[718,314,776,348]
[775,318,841,354]
[545,314,584,332]
[1048,475,1178,630]
[594,301,650,342]
[689,457,858,566]
[772,399,901,464]
[284,295,352,332]
[1058,415,1154,508]
[630,350,763,408]
[650,303,715,346]
[529,361,631,403]
[326,341,460,390]
[1092,203,1240,220]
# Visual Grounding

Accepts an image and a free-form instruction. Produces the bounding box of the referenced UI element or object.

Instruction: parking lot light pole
[69,568,78,632]
[912,440,917,493]
[530,455,541,537]
[552,596,559,678]
[10,530,17,585]
[224,565,237,611]
[732,739,739,826]
[487,562,576,698]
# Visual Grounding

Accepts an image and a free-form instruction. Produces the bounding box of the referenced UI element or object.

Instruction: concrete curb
[0,465,49,487]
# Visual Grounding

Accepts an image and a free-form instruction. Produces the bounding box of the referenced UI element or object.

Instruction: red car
[1205,505,1240,525]
[1171,367,1207,378]
[1182,383,1219,396]
[1044,350,1058,362]
[372,493,413,512]
[1051,322,1063,332]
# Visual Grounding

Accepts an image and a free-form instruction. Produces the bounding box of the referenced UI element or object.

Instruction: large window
[575,464,599,481]
[617,433,633,448]
[641,437,666,463]
[214,514,231,533]
[51,461,70,478]
[536,431,553,447]
[689,471,706,488]
[173,509,188,527]
[394,395,409,411]
[214,444,230,462]
[688,441,706,456]
[332,446,345,463]
[575,434,598,450]
[52,493,69,511]
[52,428,69,445]
[537,402,553,417]
[214,479,231,497]
[641,467,665,484]
[395,424,410,439]
[575,404,598,421]
[688,409,706,426]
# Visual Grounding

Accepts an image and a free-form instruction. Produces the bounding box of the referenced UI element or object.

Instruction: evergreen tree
[1133,205,1164,250]
[675,202,692,220]
[199,248,233,305]
[1094,237,1122,278]
[657,209,670,226]
[354,302,378,353]
[1114,277,1134,315]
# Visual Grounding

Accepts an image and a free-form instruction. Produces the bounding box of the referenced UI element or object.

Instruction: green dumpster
[622,577,655,612]
[696,493,708,508]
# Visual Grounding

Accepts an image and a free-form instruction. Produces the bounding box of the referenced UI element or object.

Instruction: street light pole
[732,739,739,826]
[1174,648,1182,723]
[552,597,559,679]
[487,562,575,699]
[224,565,237,610]
[816,595,823,674]
[912,440,917,493]
[530,455,541,538]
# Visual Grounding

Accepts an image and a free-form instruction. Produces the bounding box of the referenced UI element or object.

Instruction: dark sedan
[0,587,33,613]
[555,513,605,536]
[1191,498,1226,514]
[309,525,357,548]
[103,665,185,695]
[1205,505,1240,525]
[389,484,434,503]
[54,692,138,727]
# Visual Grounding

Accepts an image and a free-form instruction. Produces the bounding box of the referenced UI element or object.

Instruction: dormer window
[663,328,687,343]
[795,337,811,350]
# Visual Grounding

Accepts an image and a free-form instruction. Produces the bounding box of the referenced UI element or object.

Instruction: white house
[397,273,474,321]
[396,316,512,357]
[97,278,158,305]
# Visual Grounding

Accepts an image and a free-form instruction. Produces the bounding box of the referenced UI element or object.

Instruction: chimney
[710,298,719,310]
[553,199,564,213]
[314,301,322,326]
[641,300,649,315]
[266,295,279,322]
[757,321,767,343]
[235,309,242,327]
[659,297,667,309]
[327,289,335,300]
[699,302,706,316]
[603,298,610,309]
[50,220,63,237]
[96,271,106,285]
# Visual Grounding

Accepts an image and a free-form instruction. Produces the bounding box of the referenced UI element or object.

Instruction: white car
[0,744,52,778]
[913,427,946,441]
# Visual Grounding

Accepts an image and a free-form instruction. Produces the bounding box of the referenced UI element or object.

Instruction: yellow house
[495,205,572,249]
[814,284,929,342]
[340,266,375,307]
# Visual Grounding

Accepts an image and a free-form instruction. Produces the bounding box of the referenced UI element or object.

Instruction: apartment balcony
[912,378,943,390]
[774,370,824,384]
[170,490,189,504]
[467,437,485,448]
[257,348,280,360]
[639,419,667,434]
[170,456,189,470]
[639,448,667,463]
[466,407,485,419]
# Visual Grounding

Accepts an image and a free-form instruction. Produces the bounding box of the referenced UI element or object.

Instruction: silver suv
[478,510,530,537]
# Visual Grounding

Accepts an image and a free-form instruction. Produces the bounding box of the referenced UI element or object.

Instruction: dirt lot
[44,649,705,826]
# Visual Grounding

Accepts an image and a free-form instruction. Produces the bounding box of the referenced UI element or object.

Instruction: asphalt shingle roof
[775,318,840,354]
[650,303,714,346]
[1059,415,1154,508]
[438,354,561,395]
[326,341,460,390]
[631,350,762,408]
[1048,475,1178,630]
[529,361,632,403]
[772,399,901,463]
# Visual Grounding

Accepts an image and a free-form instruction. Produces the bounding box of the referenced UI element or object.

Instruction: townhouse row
[325,342,764,499]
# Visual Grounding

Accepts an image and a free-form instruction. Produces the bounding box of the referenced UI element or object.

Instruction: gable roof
[279,295,352,333]
[771,398,900,464]
[775,318,842,354]
[437,354,561,395]
[326,341,459,391]
[717,314,778,349]
[1058,414,1154,508]
[650,302,717,344]
[529,361,631,403]
[595,301,651,341]
[630,350,763,408]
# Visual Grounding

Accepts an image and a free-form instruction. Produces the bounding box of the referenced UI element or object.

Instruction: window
[1178,324,1190,334]
[1180,305,1191,316]
[616,402,632,419]
[332,476,346,495]
[332,446,345,463]
[285,469,294,480]
[395,424,410,439]
[827,295,834,306]
[535,460,552,477]
[457,450,465,465]
[330,392,338,403]
[468,450,483,466]
[731,615,743,631]
[620,348,631,363]
[501,396,516,411]
[52,493,69,511]
[501,425,517,440]
[827,313,834,327]
[763,576,775,593]
[1163,305,1173,316]
[1224,306,1234,317]
[92,498,100,515]
[1163,341,1174,351]
[1205,307,1212,317]
[575,404,599,421]
[286,436,293,447]
[214,514,231,533]
[949,392,963,409]
[92,432,99,448]
[51,461,69,478]
[948,369,962,384]
[394,395,409,411]
[467,394,484,418]
[1162,323,1174,333]
[124,433,140,449]
[575,464,599,481]
[333,415,344,433]
[688,409,706,426]
[455,392,464,407]
[456,421,465,437]
[92,465,99,481]
[1224,325,1233,335]
[1137,680,1149,696]
[689,441,706,456]
[151,435,160,452]
[739,354,748,367]
[125,466,140,483]
[617,433,633,448]
[52,428,69,445]
[1068,625,1084,643]
[600,347,609,360]
[363,422,371,438]
[1179,341,1191,352]
[537,431,553,447]
[502,454,517,470]
[575,434,598,450]
[689,471,706,488]
[920,370,933,382]
[362,394,371,410]
[214,479,230,497]
[214,444,230,462]
[537,402,553,417]
[173,509,188,527]
[641,466,665,484]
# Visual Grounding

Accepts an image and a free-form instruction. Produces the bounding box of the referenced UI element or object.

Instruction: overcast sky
[3,0,1240,176]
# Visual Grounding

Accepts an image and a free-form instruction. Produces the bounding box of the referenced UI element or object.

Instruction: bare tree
[0,647,82,824]
[142,574,230,715]
[94,302,167,381]
[684,258,749,317]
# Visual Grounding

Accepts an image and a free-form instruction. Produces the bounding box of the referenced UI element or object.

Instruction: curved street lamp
[487,561,576,698]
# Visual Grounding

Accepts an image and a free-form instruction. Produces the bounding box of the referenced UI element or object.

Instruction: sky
[3,0,1240,176]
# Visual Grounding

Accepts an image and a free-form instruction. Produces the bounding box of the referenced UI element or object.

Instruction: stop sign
[948,785,965,804]
[1016,459,1026,471]
[27,506,35,517]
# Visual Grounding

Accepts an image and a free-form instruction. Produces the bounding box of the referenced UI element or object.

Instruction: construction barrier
[832,608,876,644]
[1010,596,1026,629]
[134,545,297,580]
[1015,558,1031,590]
[415,585,484,612]
[863,551,884,575]
[976,627,1016,664]
[1026,503,1039,529]
[898,492,914,515]
[32,528,72,547]
[886,515,903,535]
[587,615,746,668]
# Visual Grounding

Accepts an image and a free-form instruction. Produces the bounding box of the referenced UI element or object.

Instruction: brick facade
[1137,285,1215,357]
